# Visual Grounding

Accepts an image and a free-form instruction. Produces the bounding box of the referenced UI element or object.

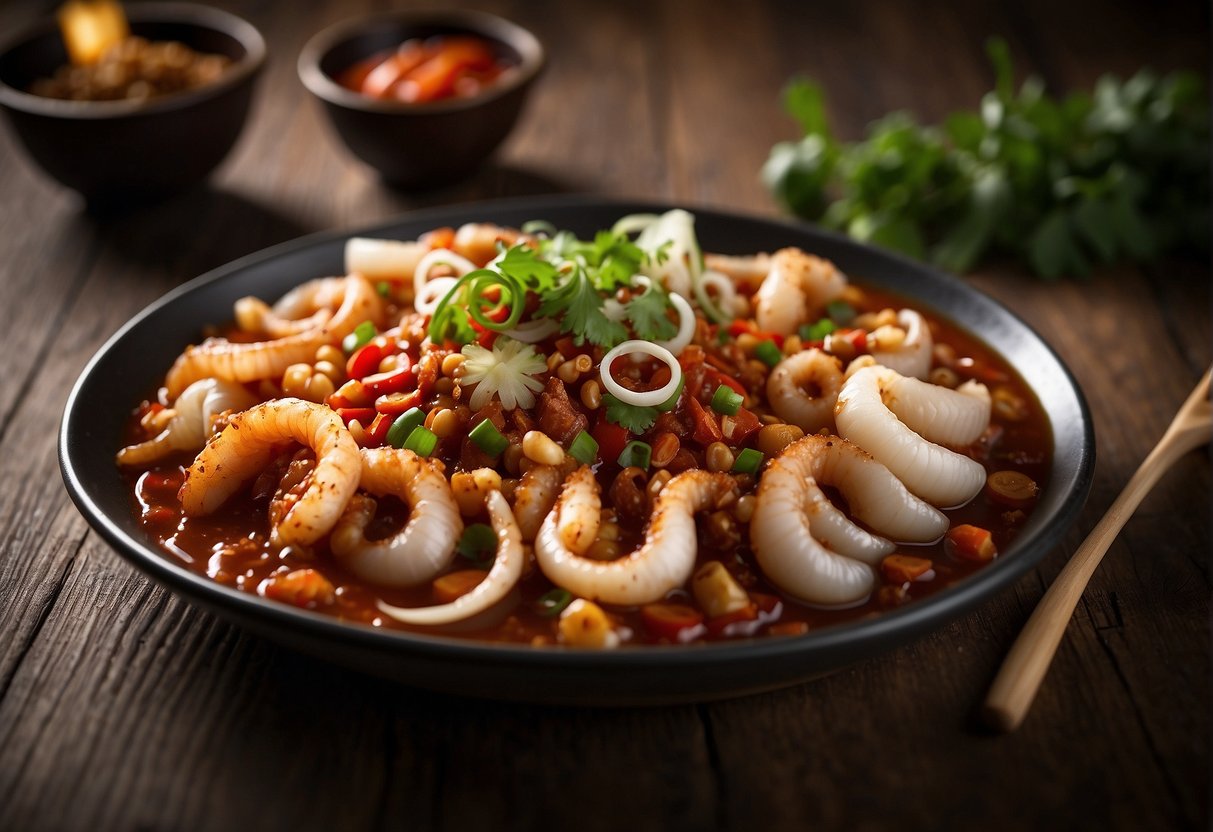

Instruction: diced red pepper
[592,418,630,463]
[641,603,706,642]
[720,406,762,445]
[946,524,998,562]
[363,412,394,446]
[375,390,423,416]
[687,396,723,445]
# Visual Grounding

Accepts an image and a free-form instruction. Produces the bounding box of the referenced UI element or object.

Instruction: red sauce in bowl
[336,35,513,104]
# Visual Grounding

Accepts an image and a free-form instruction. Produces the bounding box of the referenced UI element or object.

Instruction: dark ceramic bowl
[0,2,265,207]
[298,10,544,189]
[59,197,1095,706]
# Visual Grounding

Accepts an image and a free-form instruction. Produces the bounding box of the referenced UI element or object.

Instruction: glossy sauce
[123,283,1051,647]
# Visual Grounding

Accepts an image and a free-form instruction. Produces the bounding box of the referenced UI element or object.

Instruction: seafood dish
[118,209,1049,648]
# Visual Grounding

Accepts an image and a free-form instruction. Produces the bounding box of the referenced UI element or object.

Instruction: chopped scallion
[342,320,376,353]
[754,339,783,368]
[402,426,438,457]
[535,588,573,618]
[568,430,599,465]
[617,440,652,470]
[386,408,426,449]
[375,281,391,297]
[732,447,764,475]
[799,318,837,342]
[457,523,498,568]
[468,419,509,457]
[710,384,743,416]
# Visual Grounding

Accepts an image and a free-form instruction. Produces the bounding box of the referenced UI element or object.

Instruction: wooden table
[1,0,1208,829]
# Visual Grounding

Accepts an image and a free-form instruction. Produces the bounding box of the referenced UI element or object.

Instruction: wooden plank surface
[0,0,1207,830]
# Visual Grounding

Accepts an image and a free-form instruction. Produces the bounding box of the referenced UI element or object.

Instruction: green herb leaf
[536,269,629,347]
[764,38,1210,279]
[602,393,660,434]
[626,283,678,341]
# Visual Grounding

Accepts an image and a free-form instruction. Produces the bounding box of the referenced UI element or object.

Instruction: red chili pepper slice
[364,412,394,447]
[375,390,423,416]
[361,362,415,396]
[346,342,387,380]
[721,406,762,445]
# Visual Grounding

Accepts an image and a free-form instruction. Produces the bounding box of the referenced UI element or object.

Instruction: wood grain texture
[0,0,1207,830]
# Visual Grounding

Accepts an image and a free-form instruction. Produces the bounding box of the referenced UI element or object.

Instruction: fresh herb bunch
[762,39,1210,278]
[428,227,681,347]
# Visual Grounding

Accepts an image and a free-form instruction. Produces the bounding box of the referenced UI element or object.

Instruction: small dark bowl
[298,10,544,189]
[0,2,265,207]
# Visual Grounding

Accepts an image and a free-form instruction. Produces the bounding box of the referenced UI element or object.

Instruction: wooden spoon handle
[983,365,1211,734]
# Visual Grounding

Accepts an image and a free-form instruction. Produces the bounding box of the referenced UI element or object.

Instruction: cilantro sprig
[763,38,1210,278]
[426,226,686,348]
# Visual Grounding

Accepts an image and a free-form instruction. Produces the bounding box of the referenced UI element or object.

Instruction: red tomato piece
[687,396,723,445]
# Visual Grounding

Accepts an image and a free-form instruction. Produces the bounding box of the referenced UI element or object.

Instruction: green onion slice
[710,384,743,416]
[468,419,509,457]
[799,318,837,342]
[617,440,653,470]
[342,320,376,353]
[429,268,525,344]
[386,408,426,449]
[457,523,498,568]
[402,426,438,457]
[535,588,573,618]
[657,376,685,412]
[568,430,599,464]
[754,339,783,368]
[732,447,764,475]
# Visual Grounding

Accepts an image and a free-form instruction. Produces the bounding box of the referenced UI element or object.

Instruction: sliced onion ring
[413,248,477,301]
[600,340,682,407]
[655,292,695,356]
[377,490,523,626]
[415,277,458,315]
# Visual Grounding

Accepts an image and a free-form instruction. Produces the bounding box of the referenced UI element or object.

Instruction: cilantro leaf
[602,393,659,434]
[536,269,628,347]
[497,244,558,292]
[625,284,678,341]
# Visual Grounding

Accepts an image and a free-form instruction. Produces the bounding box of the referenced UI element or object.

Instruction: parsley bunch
[763,39,1210,278]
